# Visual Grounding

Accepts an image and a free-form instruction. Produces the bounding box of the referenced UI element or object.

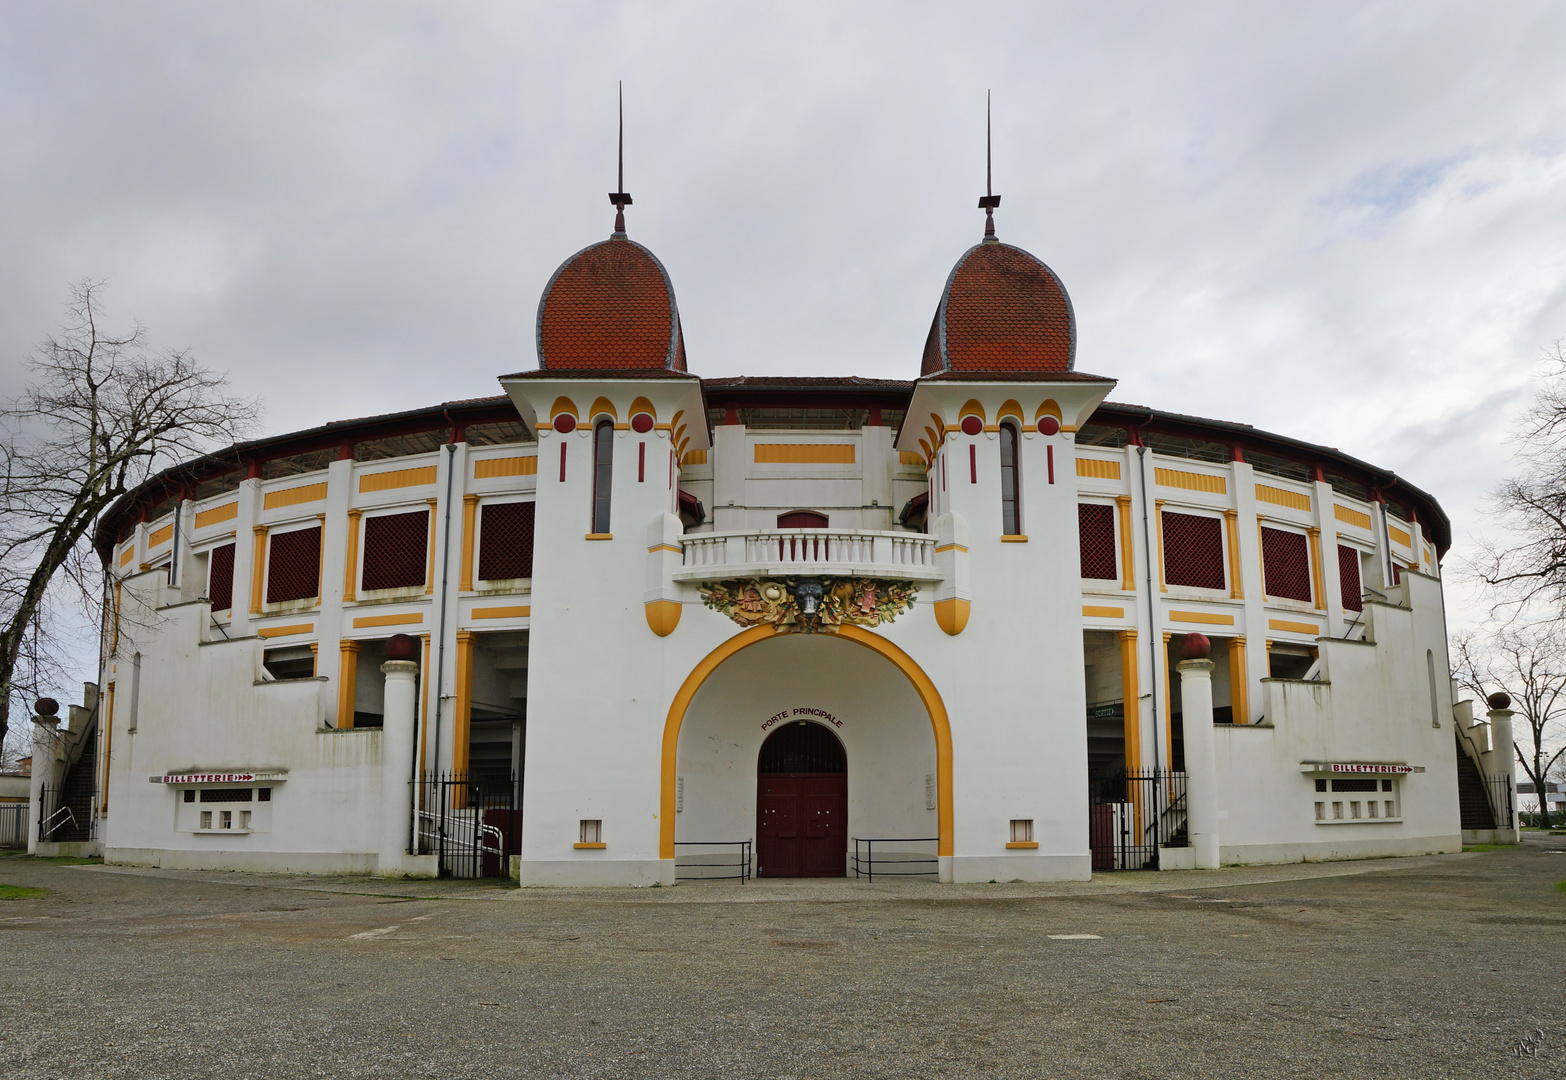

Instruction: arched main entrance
[757,721,847,877]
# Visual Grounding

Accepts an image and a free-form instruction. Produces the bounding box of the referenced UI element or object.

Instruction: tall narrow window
[999,423,1021,535]
[1338,544,1363,612]
[265,526,322,604]
[207,542,235,612]
[591,420,614,534]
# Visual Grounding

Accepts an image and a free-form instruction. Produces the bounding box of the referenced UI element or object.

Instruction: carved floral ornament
[700,577,918,634]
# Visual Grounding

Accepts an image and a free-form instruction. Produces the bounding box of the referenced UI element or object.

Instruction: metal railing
[674,529,941,582]
[0,803,29,848]
[1484,774,1516,831]
[414,772,519,878]
[851,837,939,882]
[673,840,752,882]
[1088,771,1189,871]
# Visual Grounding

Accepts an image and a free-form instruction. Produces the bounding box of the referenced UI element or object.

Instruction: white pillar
[378,659,419,875]
[1486,706,1516,832]
[1177,656,1220,869]
[28,712,60,854]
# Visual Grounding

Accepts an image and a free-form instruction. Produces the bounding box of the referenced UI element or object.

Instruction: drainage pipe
[419,440,459,851]
[1136,445,1165,779]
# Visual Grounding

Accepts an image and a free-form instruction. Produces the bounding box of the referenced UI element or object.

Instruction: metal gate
[1088,771,1188,871]
[415,772,520,878]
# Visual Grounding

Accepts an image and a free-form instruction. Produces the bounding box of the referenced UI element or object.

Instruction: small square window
[220,810,233,829]
[1367,801,1379,818]
[1315,779,1327,792]
[1009,819,1034,843]
[1382,779,1393,792]
[239,810,252,830]
[1386,800,1396,818]
[579,819,602,844]
[200,811,212,829]
[1332,802,1343,819]
[1350,802,1361,819]
[258,788,271,802]
[183,789,195,803]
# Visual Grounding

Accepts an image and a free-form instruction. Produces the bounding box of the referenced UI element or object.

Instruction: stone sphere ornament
[1487,691,1512,711]
[34,697,59,716]
[385,634,419,662]
[1179,633,1211,661]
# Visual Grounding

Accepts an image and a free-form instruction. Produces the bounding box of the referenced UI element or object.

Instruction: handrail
[40,805,75,841]
[673,839,753,882]
[851,836,939,882]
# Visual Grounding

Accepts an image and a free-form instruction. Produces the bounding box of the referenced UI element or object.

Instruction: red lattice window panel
[478,501,535,581]
[1338,544,1363,612]
[1261,527,1311,603]
[1162,511,1225,590]
[361,510,428,591]
[266,527,321,604]
[1078,503,1117,580]
[207,543,235,612]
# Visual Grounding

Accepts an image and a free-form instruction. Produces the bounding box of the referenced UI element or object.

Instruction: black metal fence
[673,840,752,882]
[0,803,28,848]
[1088,771,1189,871]
[1484,775,1515,831]
[851,837,939,882]
[414,772,520,878]
[37,782,94,844]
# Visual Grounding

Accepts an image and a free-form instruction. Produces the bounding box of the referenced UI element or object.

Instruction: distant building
[57,184,1516,881]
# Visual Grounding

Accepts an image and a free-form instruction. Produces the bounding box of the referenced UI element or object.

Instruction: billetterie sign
[162,773,256,784]
[1322,763,1414,775]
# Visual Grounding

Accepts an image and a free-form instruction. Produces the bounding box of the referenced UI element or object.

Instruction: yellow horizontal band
[472,606,531,620]
[585,533,613,541]
[573,842,607,850]
[351,612,424,628]
[257,623,314,639]
[1082,605,1125,618]
[1001,535,1029,543]
[1168,610,1235,626]
[1268,619,1321,635]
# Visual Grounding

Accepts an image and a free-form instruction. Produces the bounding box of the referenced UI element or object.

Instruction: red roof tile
[536,237,687,371]
[922,241,1075,376]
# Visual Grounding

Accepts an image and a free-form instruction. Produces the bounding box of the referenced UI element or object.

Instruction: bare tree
[0,280,258,752]
[1471,340,1566,620]
[1452,625,1566,827]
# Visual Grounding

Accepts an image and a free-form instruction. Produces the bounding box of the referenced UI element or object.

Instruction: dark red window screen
[1261,527,1311,602]
[778,511,828,528]
[266,527,321,604]
[1078,503,1117,580]
[478,501,535,581]
[207,543,235,612]
[1338,544,1363,612]
[361,510,428,591]
[1162,511,1225,590]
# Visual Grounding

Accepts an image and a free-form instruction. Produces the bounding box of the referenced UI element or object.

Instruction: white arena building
[27,191,1520,883]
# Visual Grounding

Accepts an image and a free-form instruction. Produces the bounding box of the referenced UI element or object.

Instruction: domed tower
[919,238,1075,377]
[535,237,688,373]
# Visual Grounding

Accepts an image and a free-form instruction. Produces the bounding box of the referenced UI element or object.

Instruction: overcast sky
[4,1,1566,643]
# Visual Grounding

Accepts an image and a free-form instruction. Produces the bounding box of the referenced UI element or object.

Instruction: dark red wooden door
[756,722,847,878]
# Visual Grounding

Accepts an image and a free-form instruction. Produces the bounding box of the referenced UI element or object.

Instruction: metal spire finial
[977,90,1000,241]
[609,81,633,236]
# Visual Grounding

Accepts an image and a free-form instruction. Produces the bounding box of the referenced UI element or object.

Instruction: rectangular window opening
[1009,819,1034,843]
[361,509,429,591]
[579,819,602,844]
[263,645,316,681]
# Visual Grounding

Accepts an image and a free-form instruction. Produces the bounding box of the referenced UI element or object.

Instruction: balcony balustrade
[673,529,941,582]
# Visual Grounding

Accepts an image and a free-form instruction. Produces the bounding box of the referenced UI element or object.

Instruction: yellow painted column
[1154,500,1168,592]
[1115,495,1135,591]
[249,526,269,614]
[1116,630,1141,773]
[459,495,479,592]
[1307,527,1326,611]
[1227,635,1249,725]
[337,640,360,729]
[1224,510,1243,599]
[424,499,438,594]
[454,630,475,776]
[308,642,319,677]
[342,509,362,601]
[100,683,116,814]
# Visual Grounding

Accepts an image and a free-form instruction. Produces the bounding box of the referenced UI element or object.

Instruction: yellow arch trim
[958,399,986,422]
[628,395,656,421]
[997,399,1024,424]
[549,396,579,422]
[918,436,932,460]
[928,412,946,437]
[669,409,685,435]
[1034,398,1062,423]
[588,396,618,422]
[659,624,954,859]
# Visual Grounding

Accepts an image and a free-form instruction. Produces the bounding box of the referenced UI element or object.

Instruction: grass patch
[1556,881,1566,895]
[0,852,102,866]
[1462,844,1518,852]
[0,884,50,900]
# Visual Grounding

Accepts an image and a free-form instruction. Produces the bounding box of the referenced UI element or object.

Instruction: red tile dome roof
[921,240,1075,376]
[536,237,687,371]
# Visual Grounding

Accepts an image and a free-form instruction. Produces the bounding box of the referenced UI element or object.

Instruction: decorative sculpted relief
[700,577,918,633]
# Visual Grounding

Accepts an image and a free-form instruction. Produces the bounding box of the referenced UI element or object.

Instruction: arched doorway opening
[757,721,847,877]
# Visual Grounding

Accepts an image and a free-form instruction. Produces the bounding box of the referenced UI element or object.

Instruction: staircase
[1455,738,1496,831]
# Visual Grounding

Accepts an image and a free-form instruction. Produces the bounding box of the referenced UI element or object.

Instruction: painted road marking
[1048,934,1102,940]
